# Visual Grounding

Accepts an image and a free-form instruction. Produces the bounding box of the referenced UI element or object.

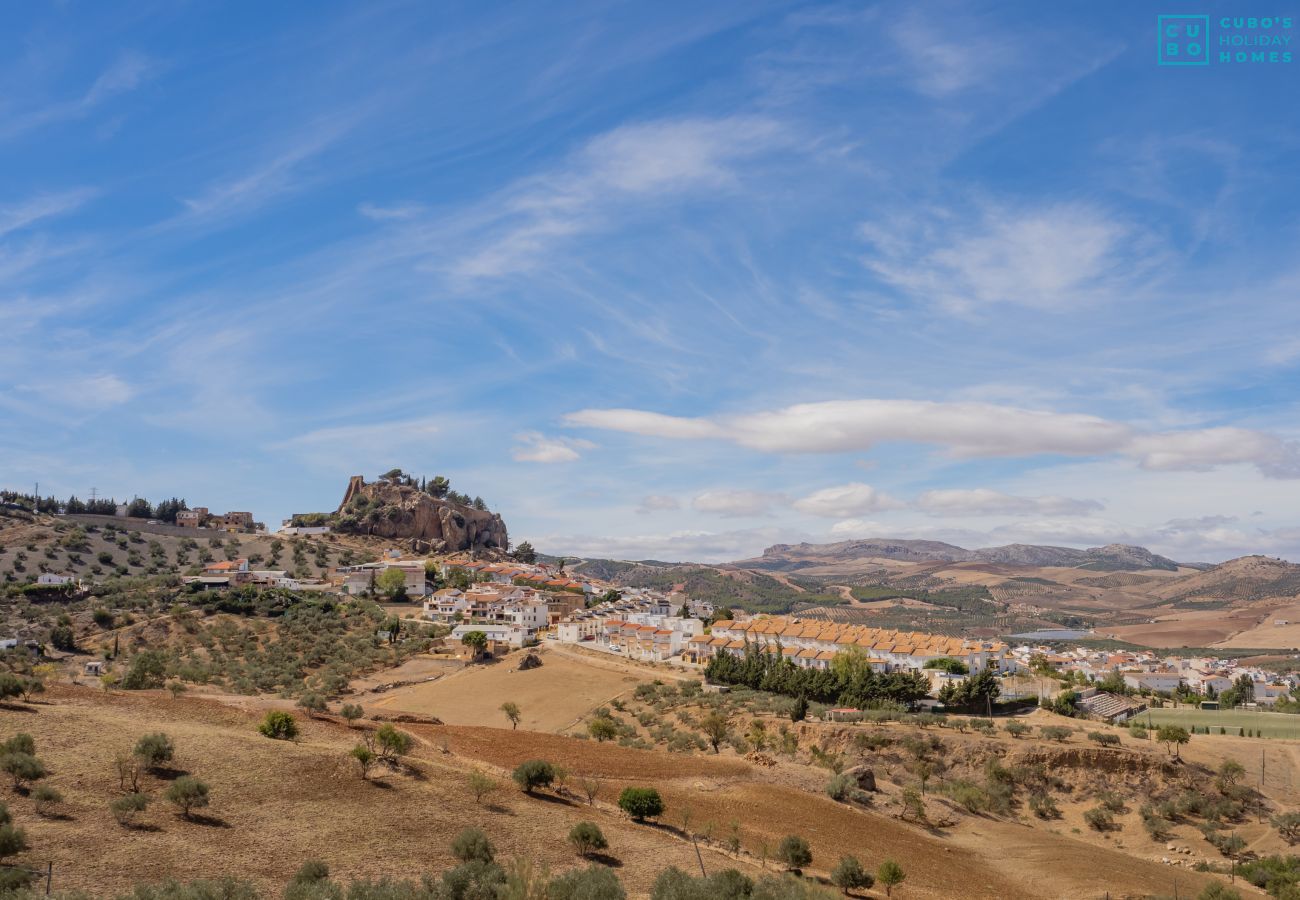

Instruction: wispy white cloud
[448,116,785,280]
[692,489,783,518]
[0,52,155,141]
[793,482,901,518]
[511,431,594,463]
[861,200,1157,314]
[566,398,1300,479]
[0,189,96,238]
[175,115,357,225]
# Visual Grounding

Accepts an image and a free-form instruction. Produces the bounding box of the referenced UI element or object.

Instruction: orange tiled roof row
[712,616,1004,657]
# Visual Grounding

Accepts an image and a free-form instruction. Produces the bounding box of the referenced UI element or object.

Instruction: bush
[134,732,176,770]
[375,723,413,759]
[451,827,495,864]
[1004,721,1030,738]
[349,745,375,779]
[1088,731,1121,747]
[777,834,812,871]
[258,711,298,740]
[1041,726,1072,743]
[513,759,556,793]
[0,823,28,863]
[569,821,609,858]
[549,865,626,900]
[165,776,210,819]
[826,773,861,803]
[877,860,906,897]
[832,855,874,893]
[468,770,498,804]
[1,752,46,790]
[588,716,620,742]
[110,792,150,826]
[1084,806,1114,831]
[618,786,664,822]
[1029,792,1060,820]
[32,784,63,817]
[297,693,327,717]
[1,735,35,756]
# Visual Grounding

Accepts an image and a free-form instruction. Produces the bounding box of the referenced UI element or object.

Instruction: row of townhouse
[689,617,1012,674]
[553,590,693,645]
[596,614,705,661]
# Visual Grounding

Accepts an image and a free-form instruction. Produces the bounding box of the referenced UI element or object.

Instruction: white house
[37,573,74,586]
[1122,670,1184,694]
[451,621,527,650]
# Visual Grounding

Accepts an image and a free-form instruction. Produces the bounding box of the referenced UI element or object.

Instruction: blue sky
[3,1,1299,563]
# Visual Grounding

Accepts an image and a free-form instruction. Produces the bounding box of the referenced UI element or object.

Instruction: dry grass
[365,645,664,732]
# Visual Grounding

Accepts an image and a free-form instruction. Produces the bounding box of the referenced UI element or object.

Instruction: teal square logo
[1158,15,1210,65]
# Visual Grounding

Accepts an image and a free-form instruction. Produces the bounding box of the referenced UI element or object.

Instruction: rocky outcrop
[334,477,508,553]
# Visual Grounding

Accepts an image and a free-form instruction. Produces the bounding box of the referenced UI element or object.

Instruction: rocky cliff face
[335,477,508,553]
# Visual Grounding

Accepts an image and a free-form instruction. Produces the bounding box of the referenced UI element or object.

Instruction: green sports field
[1138,706,1300,740]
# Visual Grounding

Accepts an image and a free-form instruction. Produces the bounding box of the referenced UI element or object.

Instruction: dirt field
[363,645,667,732]
[1101,605,1274,647]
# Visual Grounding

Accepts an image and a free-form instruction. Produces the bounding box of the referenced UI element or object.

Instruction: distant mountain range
[739,538,1187,572]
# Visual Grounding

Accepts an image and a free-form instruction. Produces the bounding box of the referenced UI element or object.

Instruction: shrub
[877,860,906,897]
[110,792,150,826]
[1084,806,1114,831]
[1,735,35,756]
[569,821,609,858]
[1029,792,1060,819]
[350,745,375,779]
[375,723,413,759]
[1273,811,1300,844]
[165,776,210,819]
[297,693,327,717]
[549,865,626,900]
[832,855,874,894]
[1089,731,1121,747]
[588,716,619,742]
[513,759,556,793]
[0,823,28,862]
[134,732,176,770]
[826,773,861,803]
[258,710,298,740]
[1,752,46,790]
[1041,726,1071,743]
[776,834,812,871]
[468,770,498,804]
[618,787,664,822]
[452,827,495,864]
[340,703,364,726]
[1004,721,1030,739]
[32,784,63,817]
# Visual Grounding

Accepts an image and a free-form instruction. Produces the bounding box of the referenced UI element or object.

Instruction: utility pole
[1260,748,1266,823]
